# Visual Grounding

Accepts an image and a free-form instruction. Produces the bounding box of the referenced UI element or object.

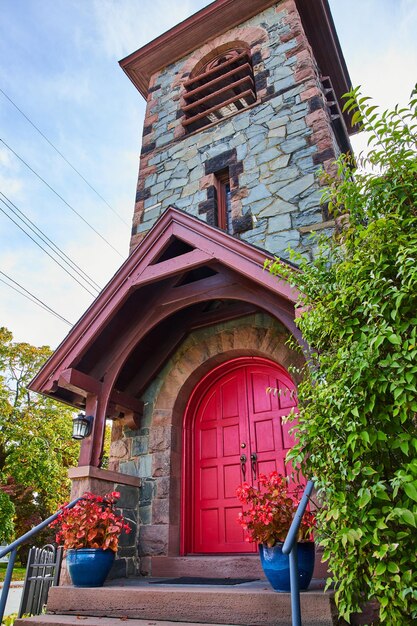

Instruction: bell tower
[121,0,354,260]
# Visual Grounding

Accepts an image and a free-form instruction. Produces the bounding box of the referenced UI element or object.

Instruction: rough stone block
[131,435,149,456]
[278,173,315,201]
[138,524,169,556]
[138,454,153,478]
[259,199,295,218]
[117,485,140,509]
[152,498,170,525]
[139,505,152,525]
[152,452,171,477]
[246,183,271,203]
[155,476,170,498]
[119,460,139,477]
[281,135,307,153]
[267,213,292,232]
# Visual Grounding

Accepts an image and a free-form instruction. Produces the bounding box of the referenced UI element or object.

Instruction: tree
[0,327,78,559]
[267,89,417,624]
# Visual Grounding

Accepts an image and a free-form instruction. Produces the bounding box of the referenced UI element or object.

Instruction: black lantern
[72,413,93,440]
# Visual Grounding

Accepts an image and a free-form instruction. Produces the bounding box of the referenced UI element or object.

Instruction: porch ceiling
[29,207,300,413]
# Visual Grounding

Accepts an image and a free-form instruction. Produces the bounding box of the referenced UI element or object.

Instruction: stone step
[150,555,266,579]
[27,580,335,626]
[150,554,328,580]
[14,618,247,626]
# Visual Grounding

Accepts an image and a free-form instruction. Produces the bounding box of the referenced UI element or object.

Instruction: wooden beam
[109,389,144,416]
[182,89,255,127]
[125,303,257,398]
[184,50,248,88]
[190,302,258,330]
[183,75,255,113]
[125,326,188,397]
[58,368,102,397]
[161,272,237,307]
[106,403,141,430]
[184,62,251,99]
[132,249,212,286]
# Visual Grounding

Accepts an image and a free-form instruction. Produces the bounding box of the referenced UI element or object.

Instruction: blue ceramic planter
[259,542,315,592]
[66,548,115,587]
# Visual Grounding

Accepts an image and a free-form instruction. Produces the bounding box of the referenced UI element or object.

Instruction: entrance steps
[15,579,337,626]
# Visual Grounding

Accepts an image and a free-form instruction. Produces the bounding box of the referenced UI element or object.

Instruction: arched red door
[183,357,300,554]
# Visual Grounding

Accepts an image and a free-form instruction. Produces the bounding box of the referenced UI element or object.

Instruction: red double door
[188,358,299,554]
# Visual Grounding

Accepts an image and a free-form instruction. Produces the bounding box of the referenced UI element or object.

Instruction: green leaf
[400,509,416,527]
[404,483,417,502]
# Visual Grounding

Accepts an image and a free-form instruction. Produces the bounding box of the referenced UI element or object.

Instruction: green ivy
[267,88,417,624]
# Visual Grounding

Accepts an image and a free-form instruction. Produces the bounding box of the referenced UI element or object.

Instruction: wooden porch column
[78,393,106,467]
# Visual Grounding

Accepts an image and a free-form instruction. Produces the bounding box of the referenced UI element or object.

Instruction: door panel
[191,359,299,554]
[193,369,250,553]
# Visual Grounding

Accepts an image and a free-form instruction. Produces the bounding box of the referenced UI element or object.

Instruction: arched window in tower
[182,48,256,134]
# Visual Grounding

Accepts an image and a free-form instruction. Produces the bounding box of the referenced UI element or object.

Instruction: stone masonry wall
[108,313,304,574]
[130,0,340,258]
[68,472,140,579]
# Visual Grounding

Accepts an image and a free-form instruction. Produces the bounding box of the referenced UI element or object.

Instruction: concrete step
[24,580,336,626]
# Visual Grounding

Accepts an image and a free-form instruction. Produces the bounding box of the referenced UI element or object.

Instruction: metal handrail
[0,496,82,623]
[282,479,315,626]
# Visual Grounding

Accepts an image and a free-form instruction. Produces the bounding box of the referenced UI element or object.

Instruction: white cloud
[91,0,206,60]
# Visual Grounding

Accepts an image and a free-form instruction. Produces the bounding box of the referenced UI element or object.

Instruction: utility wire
[0,87,130,227]
[0,139,124,258]
[0,270,73,326]
[0,198,98,298]
[0,192,102,293]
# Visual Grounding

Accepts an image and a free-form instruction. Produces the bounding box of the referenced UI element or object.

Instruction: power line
[1,191,101,291]
[0,197,99,298]
[0,191,102,293]
[0,87,130,227]
[0,139,124,258]
[0,270,73,326]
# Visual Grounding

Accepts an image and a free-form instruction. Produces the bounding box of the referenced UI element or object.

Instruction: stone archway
[131,312,304,568]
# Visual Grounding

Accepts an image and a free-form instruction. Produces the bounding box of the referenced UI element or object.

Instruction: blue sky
[0,0,416,348]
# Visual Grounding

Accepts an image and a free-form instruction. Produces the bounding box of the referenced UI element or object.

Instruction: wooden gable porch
[29,206,312,580]
[30,206,302,470]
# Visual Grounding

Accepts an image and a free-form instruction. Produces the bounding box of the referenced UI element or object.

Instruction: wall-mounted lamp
[72,413,93,440]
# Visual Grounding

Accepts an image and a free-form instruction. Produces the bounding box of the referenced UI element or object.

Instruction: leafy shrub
[267,88,417,624]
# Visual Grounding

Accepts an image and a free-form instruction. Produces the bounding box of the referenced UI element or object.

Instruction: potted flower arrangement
[236,471,315,592]
[51,491,131,587]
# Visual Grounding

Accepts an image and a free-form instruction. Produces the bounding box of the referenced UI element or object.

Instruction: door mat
[153,577,259,585]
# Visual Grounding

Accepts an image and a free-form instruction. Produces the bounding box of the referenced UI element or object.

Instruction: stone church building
[30,0,355,581]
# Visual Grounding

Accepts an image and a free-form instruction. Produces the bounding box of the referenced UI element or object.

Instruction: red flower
[236,471,315,547]
[50,491,131,553]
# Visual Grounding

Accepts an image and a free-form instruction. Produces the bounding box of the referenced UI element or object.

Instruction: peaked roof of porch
[29,207,300,413]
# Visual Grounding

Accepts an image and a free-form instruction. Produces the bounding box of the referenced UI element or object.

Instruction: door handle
[240,454,247,480]
[250,453,257,481]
